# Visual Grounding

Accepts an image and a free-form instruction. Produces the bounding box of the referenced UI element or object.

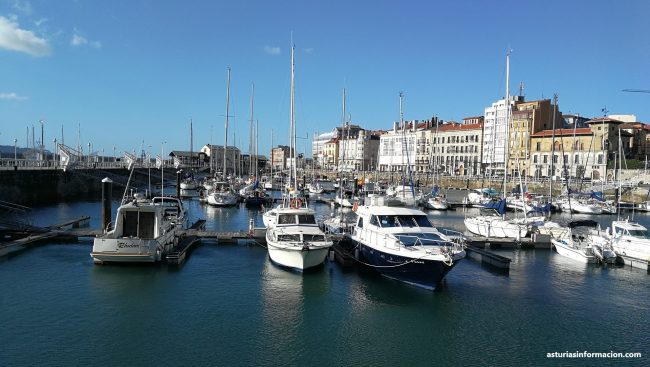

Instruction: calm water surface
[1,196,649,366]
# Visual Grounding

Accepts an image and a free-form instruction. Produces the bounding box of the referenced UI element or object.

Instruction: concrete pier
[464,245,511,270]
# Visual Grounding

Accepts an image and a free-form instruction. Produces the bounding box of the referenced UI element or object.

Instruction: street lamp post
[113,146,116,164]
[39,119,45,162]
[88,142,91,165]
[14,138,18,163]
[53,138,57,168]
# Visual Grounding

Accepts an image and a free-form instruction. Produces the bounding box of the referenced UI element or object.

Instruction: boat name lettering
[118,242,140,249]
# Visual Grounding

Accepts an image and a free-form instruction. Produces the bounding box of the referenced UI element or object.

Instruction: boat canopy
[483,199,506,215]
[568,219,598,228]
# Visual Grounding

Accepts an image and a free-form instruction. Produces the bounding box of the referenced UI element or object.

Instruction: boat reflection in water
[257,258,330,364]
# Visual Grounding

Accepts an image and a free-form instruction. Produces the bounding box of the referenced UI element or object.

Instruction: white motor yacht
[607,219,650,262]
[265,197,333,270]
[347,205,465,290]
[91,196,186,264]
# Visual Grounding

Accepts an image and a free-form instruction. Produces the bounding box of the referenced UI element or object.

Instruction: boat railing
[356,226,463,254]
[396,234,465,254]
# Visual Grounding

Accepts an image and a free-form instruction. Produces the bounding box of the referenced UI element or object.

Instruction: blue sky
[1,0,649,158]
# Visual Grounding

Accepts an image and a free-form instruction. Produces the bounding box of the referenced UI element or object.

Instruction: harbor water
[1,195,649,366]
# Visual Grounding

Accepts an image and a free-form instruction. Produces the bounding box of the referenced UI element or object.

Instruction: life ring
[352,201,359,212]
[290,198,302,209]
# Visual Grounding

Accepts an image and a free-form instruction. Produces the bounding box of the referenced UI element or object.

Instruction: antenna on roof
[518,81,524,98]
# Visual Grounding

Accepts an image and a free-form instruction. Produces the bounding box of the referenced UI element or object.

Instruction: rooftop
[530,128,593,137]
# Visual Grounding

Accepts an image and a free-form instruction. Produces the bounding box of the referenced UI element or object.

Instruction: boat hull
[551,239,597,263]
[207,193,239,206]
[180,182,198,190]
[266,242,330,270]
[464,217,527,238]
[356,242,459,290]
[91,236,172,264]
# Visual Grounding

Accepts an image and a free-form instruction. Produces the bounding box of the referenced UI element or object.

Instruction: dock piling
[176,170,182,198]
[101,177,112,232]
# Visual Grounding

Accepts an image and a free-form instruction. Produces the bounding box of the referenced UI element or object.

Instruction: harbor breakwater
[0,168,178,205]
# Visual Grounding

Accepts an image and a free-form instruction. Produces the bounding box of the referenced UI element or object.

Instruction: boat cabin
[363,214,434,229]
[611,221,650,239]
[277,212,317,226]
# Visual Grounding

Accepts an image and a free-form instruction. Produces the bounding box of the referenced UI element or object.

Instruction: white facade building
[482,96,523,175]
[378,122,421,172]
[338,129,380,172]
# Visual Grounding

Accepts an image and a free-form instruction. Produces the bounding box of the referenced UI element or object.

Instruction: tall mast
[224,67,231,180]
[550,94,558,204]
[339,88,346,172]
[190,118,193,169]
[290,42,297,189]
[249,82,255,177]
[503,50,510,200]
[255,120,259,176]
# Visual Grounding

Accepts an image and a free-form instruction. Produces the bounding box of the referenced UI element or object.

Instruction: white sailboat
[207,67,239,207]
[464,51,528,239]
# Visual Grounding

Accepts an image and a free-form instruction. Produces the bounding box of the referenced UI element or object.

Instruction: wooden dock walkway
[466,234,552,249]
[165,220,205,265]
[0,216,95,257]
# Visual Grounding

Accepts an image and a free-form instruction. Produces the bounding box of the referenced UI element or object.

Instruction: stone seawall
[0,168,178,206]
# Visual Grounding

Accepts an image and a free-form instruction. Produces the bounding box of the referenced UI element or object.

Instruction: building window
[533,155,538,163]
[597,154,603,164]
[574,155,580,164]
[553,155,558,164]
[543,155,548,163]
[536,142,541,151]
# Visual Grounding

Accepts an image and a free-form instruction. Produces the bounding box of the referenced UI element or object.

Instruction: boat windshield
[278,214,296,225]
[278,234,300,242]
[377,215,433,228]
[303,234,325,242]
[396,232,446,246]
[626,229,650,239]
[298,214,316,224]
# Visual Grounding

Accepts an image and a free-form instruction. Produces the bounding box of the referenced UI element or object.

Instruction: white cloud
[34,17,47,27]
[264,45,280,55]
[71,33,87,46]
[0,16,51,56]
[71,30,102,49]
[0,92,27,101]
[12,0,32,15]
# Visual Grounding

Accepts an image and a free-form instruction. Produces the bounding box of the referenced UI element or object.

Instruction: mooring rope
[348,245,453,268]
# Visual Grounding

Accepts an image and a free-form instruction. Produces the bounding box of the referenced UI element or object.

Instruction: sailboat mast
[249,82,255,177]
[290,43,297,189]
[503,50,510,199]
[550,94,558,203]
[255,120,259,176]
[224,67,231,180]
[190,118,193,170]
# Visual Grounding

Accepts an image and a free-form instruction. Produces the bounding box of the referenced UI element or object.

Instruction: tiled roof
[530,128,592,137]
[438,122,483,132]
